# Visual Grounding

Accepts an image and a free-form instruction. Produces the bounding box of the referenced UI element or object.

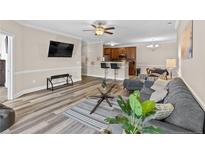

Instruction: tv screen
[48,41,74,57]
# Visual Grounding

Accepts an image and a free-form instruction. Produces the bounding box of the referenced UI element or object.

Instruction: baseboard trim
[14,78,81,99]
[181,76,205,111]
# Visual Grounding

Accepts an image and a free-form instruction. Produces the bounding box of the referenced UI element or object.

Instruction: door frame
[0,31,15,100]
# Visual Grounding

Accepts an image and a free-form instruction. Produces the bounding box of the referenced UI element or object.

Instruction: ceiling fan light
[146,43,159,48]
[96,30,104,35]
[95,27,104,35]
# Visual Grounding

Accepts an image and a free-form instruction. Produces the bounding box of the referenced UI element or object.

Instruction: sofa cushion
[167,78,186,91]
[144,80,154,88]
[164,78,204,133]
[123,79,143,91]
[140,87,155,101]
[147,120,194,134]
[164,86,193,103]
[141,93,151,102]
[141,87,155,95]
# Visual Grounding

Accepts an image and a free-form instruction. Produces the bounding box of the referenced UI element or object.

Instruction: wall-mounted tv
[48,40,74,57]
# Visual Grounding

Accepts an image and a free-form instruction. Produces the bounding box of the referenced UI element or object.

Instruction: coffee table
[88,84,116,114]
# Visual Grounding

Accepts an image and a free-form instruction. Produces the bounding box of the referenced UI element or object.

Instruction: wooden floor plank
[1,76,132,134]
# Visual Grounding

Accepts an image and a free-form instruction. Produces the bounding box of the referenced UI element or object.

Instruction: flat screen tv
[48,40,74,57]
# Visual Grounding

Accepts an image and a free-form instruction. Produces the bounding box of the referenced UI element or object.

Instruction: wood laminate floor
[1,76,130,134]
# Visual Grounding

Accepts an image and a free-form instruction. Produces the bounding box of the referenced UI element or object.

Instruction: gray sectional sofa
[141,78,205,134]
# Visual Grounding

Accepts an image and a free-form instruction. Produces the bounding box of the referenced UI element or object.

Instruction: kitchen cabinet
[103,47,136,75]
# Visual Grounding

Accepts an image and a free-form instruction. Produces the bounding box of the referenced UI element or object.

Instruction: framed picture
[181,21,193,59]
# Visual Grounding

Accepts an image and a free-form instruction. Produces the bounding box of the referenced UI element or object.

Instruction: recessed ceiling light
[105,42,118,46]
[110,43,115,46]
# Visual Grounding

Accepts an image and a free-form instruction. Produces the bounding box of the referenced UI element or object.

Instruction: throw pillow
[154,103,174,120]
[150,89,168,102]
[151,78,170,91]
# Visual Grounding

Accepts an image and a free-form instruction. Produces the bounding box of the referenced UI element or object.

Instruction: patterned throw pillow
[154,103,174,120]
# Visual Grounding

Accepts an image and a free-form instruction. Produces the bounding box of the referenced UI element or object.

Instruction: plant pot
[108,124,123,134]
[122,129,127,134]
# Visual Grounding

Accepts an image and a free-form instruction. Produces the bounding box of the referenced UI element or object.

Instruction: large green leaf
[117,96,131,115]
[141,100,156,117]
[132,90,142,103]
[129,93,142,117]
[143,126,162,134]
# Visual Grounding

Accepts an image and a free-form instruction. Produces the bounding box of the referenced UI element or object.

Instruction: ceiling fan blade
[104,27,115,30]
[91,24,96,28]
[104,31,113,35]
[83,30,95,31]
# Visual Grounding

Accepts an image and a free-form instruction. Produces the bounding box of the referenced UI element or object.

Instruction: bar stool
[111,63,120,81]
[101,62,110,80]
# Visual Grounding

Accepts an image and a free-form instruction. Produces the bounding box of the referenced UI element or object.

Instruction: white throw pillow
[154,103,174,120]
[150,89,168,102]
[151,78,170,91]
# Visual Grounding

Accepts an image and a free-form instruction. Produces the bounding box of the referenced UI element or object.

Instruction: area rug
[64,97,122,132]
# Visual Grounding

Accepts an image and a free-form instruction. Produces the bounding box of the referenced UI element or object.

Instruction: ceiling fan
[83,23,115,36]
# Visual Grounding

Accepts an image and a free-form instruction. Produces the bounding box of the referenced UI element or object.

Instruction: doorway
[0,33,14,102]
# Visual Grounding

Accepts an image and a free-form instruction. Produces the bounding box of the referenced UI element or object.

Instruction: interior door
[127,47,136,75]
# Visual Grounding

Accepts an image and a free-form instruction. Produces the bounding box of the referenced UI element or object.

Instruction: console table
[47,74,73,91]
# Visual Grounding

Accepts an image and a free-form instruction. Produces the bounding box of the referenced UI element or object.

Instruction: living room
[0,20,204,133]
[0,0,205,153]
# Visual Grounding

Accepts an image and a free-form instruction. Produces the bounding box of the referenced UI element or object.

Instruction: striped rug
[64,97,123,132]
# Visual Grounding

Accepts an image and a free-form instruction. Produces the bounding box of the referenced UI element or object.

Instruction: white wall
[82,43,103,76]
[0,34,7,60]
[178,20,205,108]
[0,21,82,98]
[137,42,178,75]
[82,42,178,78]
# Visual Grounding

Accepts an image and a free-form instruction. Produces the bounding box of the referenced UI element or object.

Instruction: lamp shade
[166,59,177,68]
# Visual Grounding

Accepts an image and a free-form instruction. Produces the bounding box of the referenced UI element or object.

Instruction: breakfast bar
[100,61,129,80]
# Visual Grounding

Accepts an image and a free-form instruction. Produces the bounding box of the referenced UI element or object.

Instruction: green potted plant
[105,90,161,134]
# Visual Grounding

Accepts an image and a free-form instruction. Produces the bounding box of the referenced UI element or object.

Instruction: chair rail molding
[15,66,81,75]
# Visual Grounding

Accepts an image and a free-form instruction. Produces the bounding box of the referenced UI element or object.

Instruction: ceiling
[16,20,177,46]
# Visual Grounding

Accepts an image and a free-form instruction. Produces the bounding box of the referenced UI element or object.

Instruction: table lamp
[166,58,177,79]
